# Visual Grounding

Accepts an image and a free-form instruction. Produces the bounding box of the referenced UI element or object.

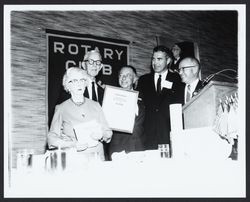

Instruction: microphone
[202,69,237,87]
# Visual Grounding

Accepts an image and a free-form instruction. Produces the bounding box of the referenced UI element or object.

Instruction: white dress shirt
[154,69,168,92]
[86,80,99,101]
[174,57,180,64]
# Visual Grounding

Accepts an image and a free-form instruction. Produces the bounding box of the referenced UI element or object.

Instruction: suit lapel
[84,84,104,105]
[97,84,104,105]
[195,80,203,92]
[193,80,203,96]
[143,73,156,93]
[84,88,89,99]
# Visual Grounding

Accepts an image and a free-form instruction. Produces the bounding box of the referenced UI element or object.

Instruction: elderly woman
[47,67,112,160]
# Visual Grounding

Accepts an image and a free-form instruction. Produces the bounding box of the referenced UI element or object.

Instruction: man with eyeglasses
[137,45,183,150]
[82,48,113,160]
[82,48,104,105]
[178,57,203,104]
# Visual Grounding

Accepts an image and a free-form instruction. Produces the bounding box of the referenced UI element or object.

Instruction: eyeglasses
[177,65,197,73]
[119,73,133,79]
[86,59,102,66]
[68,78,87,84]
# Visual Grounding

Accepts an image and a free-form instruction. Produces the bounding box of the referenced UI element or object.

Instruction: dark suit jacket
[137,71,183,149]
[178,80,203,105]
[169,58,182,72]
[84,83,104,106]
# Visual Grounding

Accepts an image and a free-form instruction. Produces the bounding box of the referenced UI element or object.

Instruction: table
[5,155,245,198]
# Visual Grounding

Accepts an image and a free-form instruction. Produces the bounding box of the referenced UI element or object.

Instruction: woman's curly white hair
[62,67,88,93]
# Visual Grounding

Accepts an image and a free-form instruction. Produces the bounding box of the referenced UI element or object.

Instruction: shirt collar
[155,69,168,79]
[87,77,95,86]
[186,79,199,92]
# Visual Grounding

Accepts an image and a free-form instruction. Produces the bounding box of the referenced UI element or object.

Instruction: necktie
[92,82,97,102]
[157,74,162,95]
[186,84,191,103]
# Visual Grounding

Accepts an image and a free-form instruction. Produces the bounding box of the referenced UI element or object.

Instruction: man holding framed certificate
[102,66,145,159]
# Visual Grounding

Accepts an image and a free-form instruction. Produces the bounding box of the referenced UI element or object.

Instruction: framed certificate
[102,85,139,133]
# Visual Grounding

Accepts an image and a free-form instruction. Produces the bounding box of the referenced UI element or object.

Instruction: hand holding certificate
[102,85,139,133]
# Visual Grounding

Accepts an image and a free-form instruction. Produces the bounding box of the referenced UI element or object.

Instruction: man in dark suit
[169,43,183,72]
[82,48,109,159]
[82,48,104,105]
[177,57,203,105]
[108,65,145,159]
[137,45,183,150]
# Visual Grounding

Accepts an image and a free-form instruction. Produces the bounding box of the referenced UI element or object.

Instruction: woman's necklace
[70,98,85,107]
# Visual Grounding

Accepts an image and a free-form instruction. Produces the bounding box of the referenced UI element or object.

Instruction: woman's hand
[48,133,76,149]
[102,130,113,143]
[90,127,103,141]
[91,132,102,141]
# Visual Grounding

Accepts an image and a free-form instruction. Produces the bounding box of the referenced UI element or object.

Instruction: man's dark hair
[153,45,173,58]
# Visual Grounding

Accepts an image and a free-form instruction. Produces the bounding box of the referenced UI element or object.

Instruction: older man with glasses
[82,48,104,105]
[82,48,112,160]
[177,57,203,104]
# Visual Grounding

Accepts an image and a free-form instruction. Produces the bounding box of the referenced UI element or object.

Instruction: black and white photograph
[3,3,246,198]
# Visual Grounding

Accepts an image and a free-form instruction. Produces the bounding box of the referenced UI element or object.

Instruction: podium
[182,81,238,129]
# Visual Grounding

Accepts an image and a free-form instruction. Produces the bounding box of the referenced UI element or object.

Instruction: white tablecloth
[5,157,245,198]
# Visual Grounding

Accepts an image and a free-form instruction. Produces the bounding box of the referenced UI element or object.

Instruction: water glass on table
[158,144,170,158]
